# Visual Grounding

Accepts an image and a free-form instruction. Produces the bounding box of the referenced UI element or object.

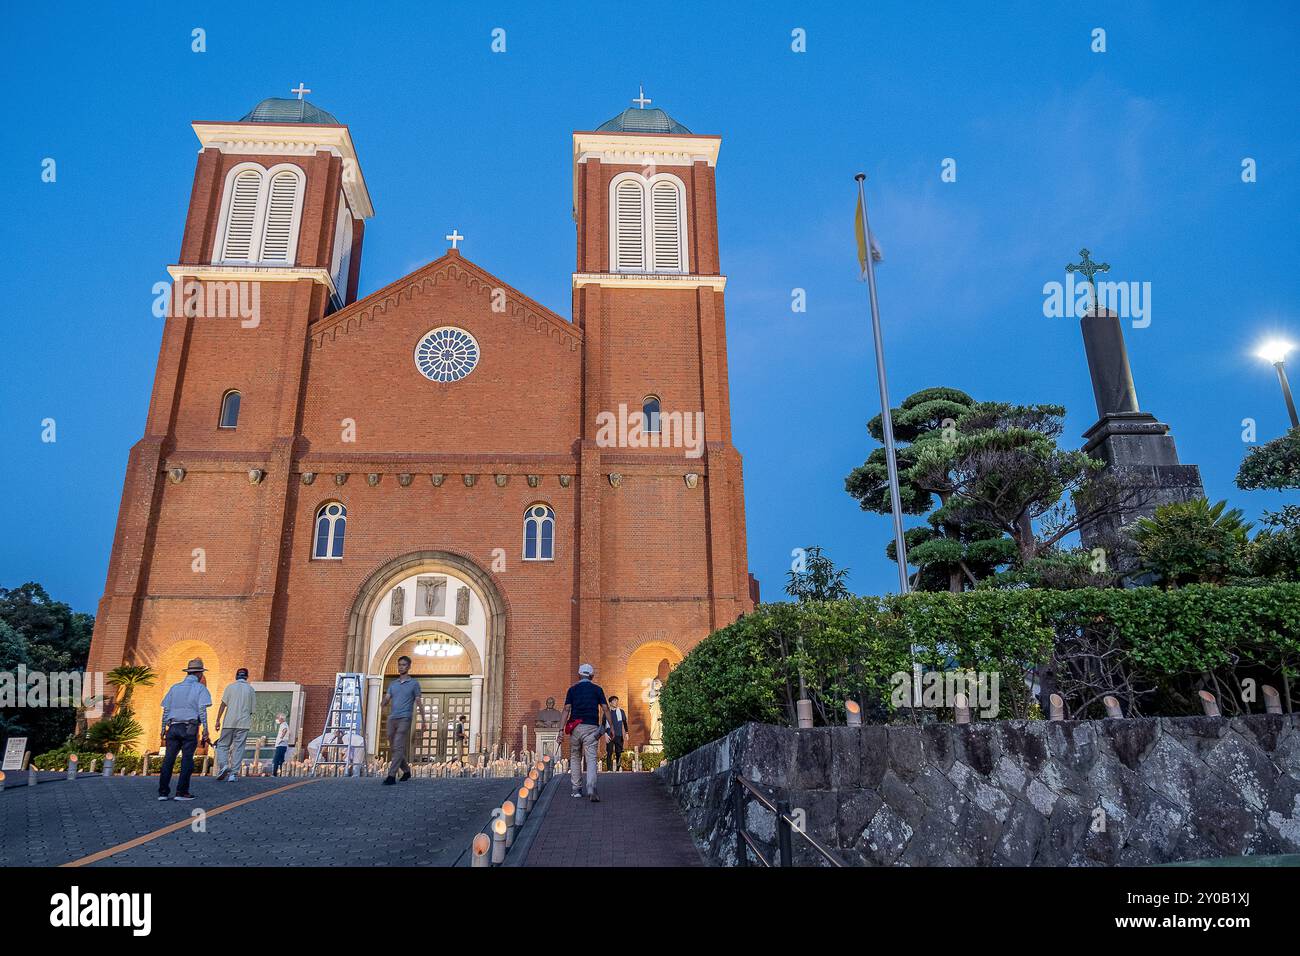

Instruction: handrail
[732,774,843,867]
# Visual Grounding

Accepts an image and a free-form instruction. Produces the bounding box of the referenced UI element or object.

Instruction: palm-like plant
[105,664,156,714]
[1131,498,1252,587]
[85,711,143,754]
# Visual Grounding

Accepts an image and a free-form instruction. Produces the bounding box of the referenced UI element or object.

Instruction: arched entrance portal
[344,551,507,757]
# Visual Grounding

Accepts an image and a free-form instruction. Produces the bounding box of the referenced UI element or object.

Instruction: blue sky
[2,1,1298,612]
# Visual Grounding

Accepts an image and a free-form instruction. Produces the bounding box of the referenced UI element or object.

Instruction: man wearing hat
[158,658,213,800]
[214,668,257,781]
[560,663,609,802]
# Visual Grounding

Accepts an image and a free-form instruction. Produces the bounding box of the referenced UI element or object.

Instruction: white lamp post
[1255,339,1299,428]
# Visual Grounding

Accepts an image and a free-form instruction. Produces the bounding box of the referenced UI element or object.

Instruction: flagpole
[855,173,910,594]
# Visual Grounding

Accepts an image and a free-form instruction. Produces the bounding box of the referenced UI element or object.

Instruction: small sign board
[3,737,28,771]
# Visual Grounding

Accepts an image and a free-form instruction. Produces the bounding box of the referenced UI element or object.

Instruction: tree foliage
[785,546,851,602]
[846,387,1016,591]
[0,583,94,753]
[1248,506,1300,581]
[1237,427,1300,491]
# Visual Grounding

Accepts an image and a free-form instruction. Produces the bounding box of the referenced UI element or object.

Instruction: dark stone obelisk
[1077,303,1205,555]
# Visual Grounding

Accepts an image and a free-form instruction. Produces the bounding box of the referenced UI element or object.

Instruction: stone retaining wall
[655,715,1300,866]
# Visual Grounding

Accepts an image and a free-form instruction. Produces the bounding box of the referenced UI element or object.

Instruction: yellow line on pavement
[60,778,322,868]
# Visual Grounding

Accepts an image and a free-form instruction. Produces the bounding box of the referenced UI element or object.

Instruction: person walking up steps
[603,696,628,772]
[381,655,420,786]
[214,668,256,781]
[560,663,608,802]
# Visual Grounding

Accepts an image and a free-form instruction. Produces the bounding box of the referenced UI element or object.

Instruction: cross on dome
[291,82,312,100]
[632,85,652,109]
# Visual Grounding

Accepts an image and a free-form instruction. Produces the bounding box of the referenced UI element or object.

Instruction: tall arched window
[612,177,645,272]
[313,502,347,559]
[259,168,303,263]
[650,180,683,272]
[523,504,555,561]
[608,173,688,274]
[642,395,661,434]
[219,168,263,262]
[218,390,241,429]
[213,163,306,266]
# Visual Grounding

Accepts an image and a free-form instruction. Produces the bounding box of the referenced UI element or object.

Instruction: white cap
[578,663,594,676]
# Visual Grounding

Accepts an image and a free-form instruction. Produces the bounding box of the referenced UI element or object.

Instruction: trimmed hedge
[659,584,1300,759]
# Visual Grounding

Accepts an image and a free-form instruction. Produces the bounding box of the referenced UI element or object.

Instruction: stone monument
[535,697,562,761]
[1070,250,1204,560]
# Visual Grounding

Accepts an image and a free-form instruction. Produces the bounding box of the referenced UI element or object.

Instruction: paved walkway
[1,774,518,867]
[523,771,704,867]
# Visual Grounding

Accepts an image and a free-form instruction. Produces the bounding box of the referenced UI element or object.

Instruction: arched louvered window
[612,177,646,272]
[523,504,555,561]
[259,168,304,264]
[313,502,347,560]
[213,163,305,266]
[219,168,263,262]
[650,181,683,272]
[608,173,688,274]
[218,390,241,429]
[643,395,661,434]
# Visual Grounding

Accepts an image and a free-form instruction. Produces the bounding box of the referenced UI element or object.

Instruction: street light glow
[1255,339,1295,364]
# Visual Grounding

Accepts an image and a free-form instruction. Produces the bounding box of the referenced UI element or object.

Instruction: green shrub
[617,750,666,771]
[660,584,1300,759]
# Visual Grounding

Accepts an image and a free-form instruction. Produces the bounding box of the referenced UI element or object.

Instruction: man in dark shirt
[561,663,608,802]
[602,695,629,772]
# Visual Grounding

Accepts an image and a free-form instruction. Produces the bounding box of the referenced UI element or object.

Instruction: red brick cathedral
[88,93,754,759]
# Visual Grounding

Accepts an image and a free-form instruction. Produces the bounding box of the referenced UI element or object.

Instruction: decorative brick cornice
[309,253,582,353]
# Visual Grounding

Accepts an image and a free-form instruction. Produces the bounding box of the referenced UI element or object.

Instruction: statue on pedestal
[647,678,664,751]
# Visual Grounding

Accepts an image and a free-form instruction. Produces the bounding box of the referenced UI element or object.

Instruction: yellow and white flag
[854,191,884,276]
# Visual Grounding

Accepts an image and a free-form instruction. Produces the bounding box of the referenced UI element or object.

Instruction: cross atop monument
[1066,248,1110,312]
[632,85,652,109]
[291,82,311,100]
[445,229,464,250]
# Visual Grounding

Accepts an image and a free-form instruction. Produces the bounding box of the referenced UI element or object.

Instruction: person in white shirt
[271,713,292,776]
[214,668,256,781]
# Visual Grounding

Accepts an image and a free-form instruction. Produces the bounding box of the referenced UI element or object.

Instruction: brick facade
[88,107,752,754]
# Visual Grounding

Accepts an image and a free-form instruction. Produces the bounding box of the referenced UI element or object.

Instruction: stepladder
[313,673,366,776]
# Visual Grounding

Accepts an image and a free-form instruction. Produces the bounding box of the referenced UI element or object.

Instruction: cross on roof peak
[445,229,464,251]
[291,82,311,100]
[632,85,652,109]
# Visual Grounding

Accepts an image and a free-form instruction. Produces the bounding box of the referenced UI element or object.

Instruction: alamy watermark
[0,667,105,716]
[890,665,1000,718]
[152,279,262,328]
[1042,272,1151,328]
[594,403,704,458]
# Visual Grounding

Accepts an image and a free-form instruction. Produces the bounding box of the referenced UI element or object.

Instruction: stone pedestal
[1076,309,1205,565]
[535,730,561,761]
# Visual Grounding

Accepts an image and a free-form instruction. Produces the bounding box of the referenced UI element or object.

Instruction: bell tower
[569,93,752,686]
[88,93,375,689]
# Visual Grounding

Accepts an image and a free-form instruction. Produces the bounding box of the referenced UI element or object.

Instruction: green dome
[240,97,340,125]
[596,106,691,135]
